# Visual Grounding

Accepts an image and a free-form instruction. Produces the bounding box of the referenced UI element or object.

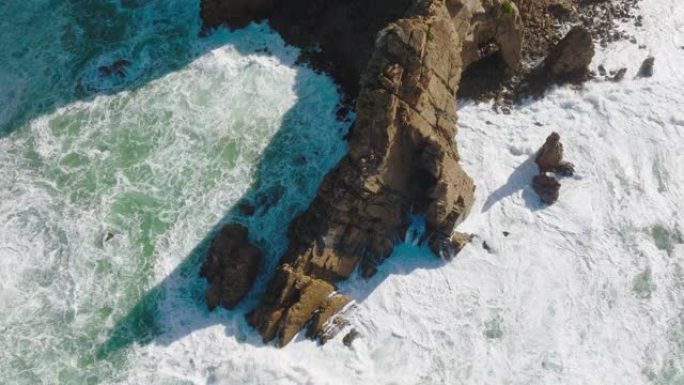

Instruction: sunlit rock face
[200,0,524,346]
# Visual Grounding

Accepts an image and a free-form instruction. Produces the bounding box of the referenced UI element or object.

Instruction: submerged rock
[543,27,595,81]
[238,202,255,216]
[200,224,261,310]
[342,328,360,347]
[482,240,493,253]
[98,59,131,78]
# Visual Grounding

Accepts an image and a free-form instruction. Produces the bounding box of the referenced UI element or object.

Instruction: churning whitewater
[1,0,683,384]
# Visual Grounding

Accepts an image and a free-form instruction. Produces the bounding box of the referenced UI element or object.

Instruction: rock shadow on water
[481,155,545,212]
[95,78,462,358]
[94,26,453,360]
[96,148,457,356]
[79,19,353,359]
[95,61,342,359]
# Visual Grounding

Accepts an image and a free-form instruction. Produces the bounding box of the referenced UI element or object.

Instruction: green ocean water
[0,1,348,383]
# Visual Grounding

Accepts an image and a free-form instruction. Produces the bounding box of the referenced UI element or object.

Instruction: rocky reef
[200,0,525,346]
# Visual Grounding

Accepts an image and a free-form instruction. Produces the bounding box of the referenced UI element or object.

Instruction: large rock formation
[200,224,262,310]
[200,0,524,346]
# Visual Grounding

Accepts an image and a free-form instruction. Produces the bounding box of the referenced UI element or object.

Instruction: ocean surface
[1,0,683,384]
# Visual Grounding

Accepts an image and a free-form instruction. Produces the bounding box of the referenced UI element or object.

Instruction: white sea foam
[0,12,347,384]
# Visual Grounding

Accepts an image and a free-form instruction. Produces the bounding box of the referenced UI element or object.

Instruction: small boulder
[544,27,595,80]
[638,56,655,77]
[532,173,561,204]
[598,65,607,76]
[200,224,262,310]
[535,132,575,176]
[103,231,115,243]
[610,67,627,82]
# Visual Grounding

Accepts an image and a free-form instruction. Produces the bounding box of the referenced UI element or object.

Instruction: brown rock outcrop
[245,265,342,346]
[306,293,352,343]
[201,0,524,346]
[245,0,477,345]
[200,224,262,310]
[543,26,595,80]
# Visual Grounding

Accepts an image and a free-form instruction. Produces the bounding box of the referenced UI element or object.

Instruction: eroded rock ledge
[200,0,524,346]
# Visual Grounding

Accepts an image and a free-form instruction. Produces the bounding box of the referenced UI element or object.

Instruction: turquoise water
[0,1,348,383]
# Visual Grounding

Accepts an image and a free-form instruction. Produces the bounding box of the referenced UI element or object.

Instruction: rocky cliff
[200,0,524,346]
